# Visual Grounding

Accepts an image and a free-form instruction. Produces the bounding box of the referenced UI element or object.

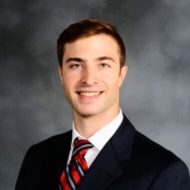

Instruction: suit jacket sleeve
[149,159,190,190]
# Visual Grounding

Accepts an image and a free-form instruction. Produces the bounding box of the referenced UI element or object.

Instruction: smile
[77,91,103,97]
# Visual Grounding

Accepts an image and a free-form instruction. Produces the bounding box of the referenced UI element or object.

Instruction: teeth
[79,92,100,97]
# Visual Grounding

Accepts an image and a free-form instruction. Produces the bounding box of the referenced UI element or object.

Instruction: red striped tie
[60,138,93,190]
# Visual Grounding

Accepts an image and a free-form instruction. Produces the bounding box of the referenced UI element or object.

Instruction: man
[15,19,190,190]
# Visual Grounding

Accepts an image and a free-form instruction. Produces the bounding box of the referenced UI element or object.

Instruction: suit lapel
[78,115,136,190]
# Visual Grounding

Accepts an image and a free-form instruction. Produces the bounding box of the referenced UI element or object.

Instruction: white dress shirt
[67,109,123,167]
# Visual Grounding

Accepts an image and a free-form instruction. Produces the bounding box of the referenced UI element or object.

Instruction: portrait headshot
[0,1,190,190]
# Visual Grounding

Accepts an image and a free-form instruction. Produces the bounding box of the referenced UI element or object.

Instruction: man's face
[58,34,127,118]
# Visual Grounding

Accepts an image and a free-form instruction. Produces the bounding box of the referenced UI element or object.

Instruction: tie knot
[72,138,93,159]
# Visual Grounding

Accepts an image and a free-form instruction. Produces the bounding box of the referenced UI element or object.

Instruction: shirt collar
[71,109,123,151]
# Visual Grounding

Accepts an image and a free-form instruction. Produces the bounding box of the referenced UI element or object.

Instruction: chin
[75,108,101,118]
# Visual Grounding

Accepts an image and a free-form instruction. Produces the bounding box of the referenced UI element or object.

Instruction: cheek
[61,75,72,90]
[101,72,121,87]
[62,74,80,93]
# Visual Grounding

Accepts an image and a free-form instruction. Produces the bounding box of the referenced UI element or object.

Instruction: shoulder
[133,130,180,163]
[121,114,189,176]
[35,130,72,148]
[118,116,190,187]
[132,130,189,176]
[15,130,72,189]
[26,130,72,157]
[133,132,190,188]
[121,114,185,165]
[19,130,72,171]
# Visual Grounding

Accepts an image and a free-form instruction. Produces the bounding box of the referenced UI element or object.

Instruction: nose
[81,66,97,85]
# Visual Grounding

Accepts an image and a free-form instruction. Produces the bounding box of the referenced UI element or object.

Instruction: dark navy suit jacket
[15,115,190,189]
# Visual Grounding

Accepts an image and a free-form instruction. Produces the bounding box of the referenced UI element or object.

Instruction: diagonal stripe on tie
[60,170,74,190]
[75,160,85,177]
[66,167,77,189]
[69,160,81,186]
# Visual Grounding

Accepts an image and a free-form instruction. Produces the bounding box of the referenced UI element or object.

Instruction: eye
[100,63,110,68]
[69,63,81,69]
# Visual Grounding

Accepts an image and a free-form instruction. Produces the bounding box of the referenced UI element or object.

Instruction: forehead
[63,34,120,59]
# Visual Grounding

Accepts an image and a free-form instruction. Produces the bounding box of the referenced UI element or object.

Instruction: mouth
[76,91,104,97]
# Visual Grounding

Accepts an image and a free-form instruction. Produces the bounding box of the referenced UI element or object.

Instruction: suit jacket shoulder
[31,130,72,152]
[133,130,181,168]
[15,130,72,190]
[131,130,190,189]
[109,115,190,190]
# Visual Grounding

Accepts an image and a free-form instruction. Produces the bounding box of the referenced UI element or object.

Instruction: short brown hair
[57,19,126,67]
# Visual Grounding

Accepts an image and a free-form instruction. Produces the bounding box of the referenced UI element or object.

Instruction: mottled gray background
[0,0,190,189]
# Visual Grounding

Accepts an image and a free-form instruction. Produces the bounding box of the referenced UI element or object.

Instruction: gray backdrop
[0,0,190,189]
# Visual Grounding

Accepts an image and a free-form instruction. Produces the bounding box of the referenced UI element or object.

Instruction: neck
[73,108,120,138]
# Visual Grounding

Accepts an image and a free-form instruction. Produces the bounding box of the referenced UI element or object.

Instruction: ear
[119,65,128,87]
[57,65,63,84]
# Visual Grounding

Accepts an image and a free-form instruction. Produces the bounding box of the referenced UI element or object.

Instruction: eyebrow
[65,56,115,63]
[95,56,115,63]
[65,57,84,63]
